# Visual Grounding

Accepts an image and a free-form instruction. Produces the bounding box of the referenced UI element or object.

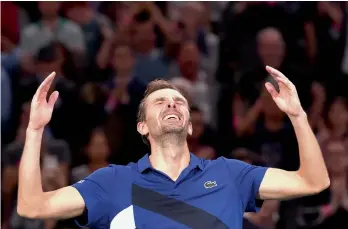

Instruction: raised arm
[258,66,330,200]
[17,72,85,219]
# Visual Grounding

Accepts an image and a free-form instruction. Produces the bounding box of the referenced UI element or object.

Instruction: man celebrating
[17,66,329,228]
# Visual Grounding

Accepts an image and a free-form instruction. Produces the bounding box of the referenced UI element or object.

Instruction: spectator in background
[63,1,112,66]
[103,43,144,115]
[312,2,346,84]
[71,128,110,184]
[187,106,216,160]
[317,96,348,145]
[19,43,80,145]
[170,40,212,125]
[20,1,85,73]
[236,27,312,114]
[234,88,298,170]
[131,14,171,85]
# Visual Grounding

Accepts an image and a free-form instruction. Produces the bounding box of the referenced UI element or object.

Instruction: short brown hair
[137,79,183,123]
[137,79,184,145]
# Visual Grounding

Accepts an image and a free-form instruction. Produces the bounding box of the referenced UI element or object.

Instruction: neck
[116,70,132,77]
[149,138,190,181]
[88,160,108,172]
[42,16,58,28]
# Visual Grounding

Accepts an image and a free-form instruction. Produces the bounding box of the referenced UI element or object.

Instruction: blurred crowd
[1,1,348,229]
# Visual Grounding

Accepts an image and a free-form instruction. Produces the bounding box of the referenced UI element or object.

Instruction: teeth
[164,115,178,120]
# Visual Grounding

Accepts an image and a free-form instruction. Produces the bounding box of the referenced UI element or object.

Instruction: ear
[137,122,149,136]
[187,121,193,136]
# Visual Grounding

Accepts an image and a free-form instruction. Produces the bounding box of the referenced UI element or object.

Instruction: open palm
[28,72,59,131]
[264,66,304,118]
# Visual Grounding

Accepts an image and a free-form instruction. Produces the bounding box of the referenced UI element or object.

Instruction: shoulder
[60,18,83,34]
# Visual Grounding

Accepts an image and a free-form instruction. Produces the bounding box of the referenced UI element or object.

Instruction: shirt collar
[137,152,204,173]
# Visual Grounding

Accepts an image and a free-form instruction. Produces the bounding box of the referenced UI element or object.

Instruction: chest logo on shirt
[204,181,217,189]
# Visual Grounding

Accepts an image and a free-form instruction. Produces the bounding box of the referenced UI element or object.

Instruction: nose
[167,100,176,109]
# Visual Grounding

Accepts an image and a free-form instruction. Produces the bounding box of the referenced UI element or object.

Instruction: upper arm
[223,158,268,212]
[259,168,316,200]
[39,186,86,219]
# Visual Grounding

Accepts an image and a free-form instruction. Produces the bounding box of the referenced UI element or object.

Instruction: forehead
[146,88,187,103]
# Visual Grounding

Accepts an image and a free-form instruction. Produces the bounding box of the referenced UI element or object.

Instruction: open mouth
[163,114,181,121]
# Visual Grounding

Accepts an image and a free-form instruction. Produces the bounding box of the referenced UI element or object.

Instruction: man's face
[87,131,110,161]
[112,46,134,72]
[132,22,156,47]
[138,89,192,141]
[258,33,285,68]
[38,2,61,17]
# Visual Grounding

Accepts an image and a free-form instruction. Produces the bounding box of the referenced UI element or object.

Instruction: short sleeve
[72,165,115,228]
[223,157,268,212]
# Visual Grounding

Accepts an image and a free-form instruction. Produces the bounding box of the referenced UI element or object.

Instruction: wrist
[289,111,308,126]
[26,127,44,135]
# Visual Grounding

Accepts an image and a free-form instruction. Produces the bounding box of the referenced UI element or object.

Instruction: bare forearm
[290,113,330,191]
[18,128,44,211]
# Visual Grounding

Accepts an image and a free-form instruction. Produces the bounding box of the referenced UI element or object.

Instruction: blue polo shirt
[72,153,268,229]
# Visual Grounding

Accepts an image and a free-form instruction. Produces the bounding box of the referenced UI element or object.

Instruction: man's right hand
[28,72,59,131]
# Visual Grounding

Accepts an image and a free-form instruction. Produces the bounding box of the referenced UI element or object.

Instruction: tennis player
[17,66,329,229]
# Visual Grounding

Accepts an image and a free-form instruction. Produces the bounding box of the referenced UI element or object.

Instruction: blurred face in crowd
[112,45,134,73]
[257,28,285,69]
[65,4,91,25]
[36,46,64,78]
[328,97,348,128]
[178,41,200,80]
[138,89,192,143]
[132,21,156,51]
[87,129,110,162]
[189,109,204,140]
[180,3,204,29]
[39,2,61,18]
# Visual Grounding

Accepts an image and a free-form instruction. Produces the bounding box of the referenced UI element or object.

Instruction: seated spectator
[20,1,85,73]
[188,106,216,160]
[71,127,110,183]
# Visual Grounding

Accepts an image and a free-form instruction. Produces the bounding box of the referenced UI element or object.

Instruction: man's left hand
[265,66,305,118]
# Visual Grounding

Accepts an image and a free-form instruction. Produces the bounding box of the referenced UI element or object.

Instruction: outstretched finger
[266,66,288,80]
[275,76,294,91]
[36,72,56,100]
